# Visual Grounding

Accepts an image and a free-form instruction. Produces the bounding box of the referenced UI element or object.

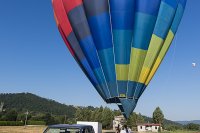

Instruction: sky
[0,0,200,121]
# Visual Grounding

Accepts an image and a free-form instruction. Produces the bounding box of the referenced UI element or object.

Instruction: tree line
[1,106,199,131]
[0,93,199,131]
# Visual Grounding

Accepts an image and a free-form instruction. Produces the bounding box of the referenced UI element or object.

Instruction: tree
[82,108,92,121]
[75,108,84,121]
[185,123,200,131]
[137,113,144,123]
[4,109,18,121]
[113,110,121,116]
[17,112,31,122]
[127,112,145,129]
[75,108,92,121]
[101,107,114,129]
[153,107,164,125]
[43,113,57,125]
[127,113,137,128]
[165,124,182,131]
[94,107,103,122]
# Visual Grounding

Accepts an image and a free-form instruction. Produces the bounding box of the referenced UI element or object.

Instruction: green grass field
[162,131,200,133]
[104,130,200,133]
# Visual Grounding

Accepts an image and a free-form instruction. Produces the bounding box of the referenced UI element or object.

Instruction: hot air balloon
[52,0,187,118]
[192,63,196,67]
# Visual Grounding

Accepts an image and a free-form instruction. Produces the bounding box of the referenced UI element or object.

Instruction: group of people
[115,125,132,133]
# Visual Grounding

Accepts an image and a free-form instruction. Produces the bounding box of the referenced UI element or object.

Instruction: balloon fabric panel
[83,0,118,97]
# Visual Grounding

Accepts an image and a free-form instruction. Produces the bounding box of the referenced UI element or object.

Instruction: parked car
[43,124,95,133]
[77,121,102,133]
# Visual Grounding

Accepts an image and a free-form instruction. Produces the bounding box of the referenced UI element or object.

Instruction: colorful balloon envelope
[52,0,187,118]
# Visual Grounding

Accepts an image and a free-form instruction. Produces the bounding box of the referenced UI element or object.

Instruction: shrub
[27,120,46,125]
[0,121,24,126]
[158,126,162,132]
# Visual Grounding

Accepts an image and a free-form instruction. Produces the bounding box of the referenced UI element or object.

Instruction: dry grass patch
[0,126,46,133]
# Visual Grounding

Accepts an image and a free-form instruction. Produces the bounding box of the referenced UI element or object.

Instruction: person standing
[120,125,130,133]
[116,124,121,133]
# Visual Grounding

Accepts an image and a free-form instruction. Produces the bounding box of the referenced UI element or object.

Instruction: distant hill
[176,120,200,125]
[0,93,183,126]
[142,115,182,127]
[0,93,76,118]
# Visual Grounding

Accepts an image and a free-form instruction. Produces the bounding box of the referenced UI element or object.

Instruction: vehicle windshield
[45,128,81,133]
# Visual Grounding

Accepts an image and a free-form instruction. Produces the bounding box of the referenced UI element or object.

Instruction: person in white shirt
[120,125,131,133]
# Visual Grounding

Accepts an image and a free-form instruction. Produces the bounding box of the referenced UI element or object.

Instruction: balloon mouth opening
[106,97,138,104]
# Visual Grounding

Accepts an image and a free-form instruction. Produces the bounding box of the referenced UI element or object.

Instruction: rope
[163,34,178,86]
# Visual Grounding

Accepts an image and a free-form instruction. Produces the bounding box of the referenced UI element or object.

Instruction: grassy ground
[104,131,200,133]
[135,131,200,133]
[0,127,199,133]
[162,131,200,133]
